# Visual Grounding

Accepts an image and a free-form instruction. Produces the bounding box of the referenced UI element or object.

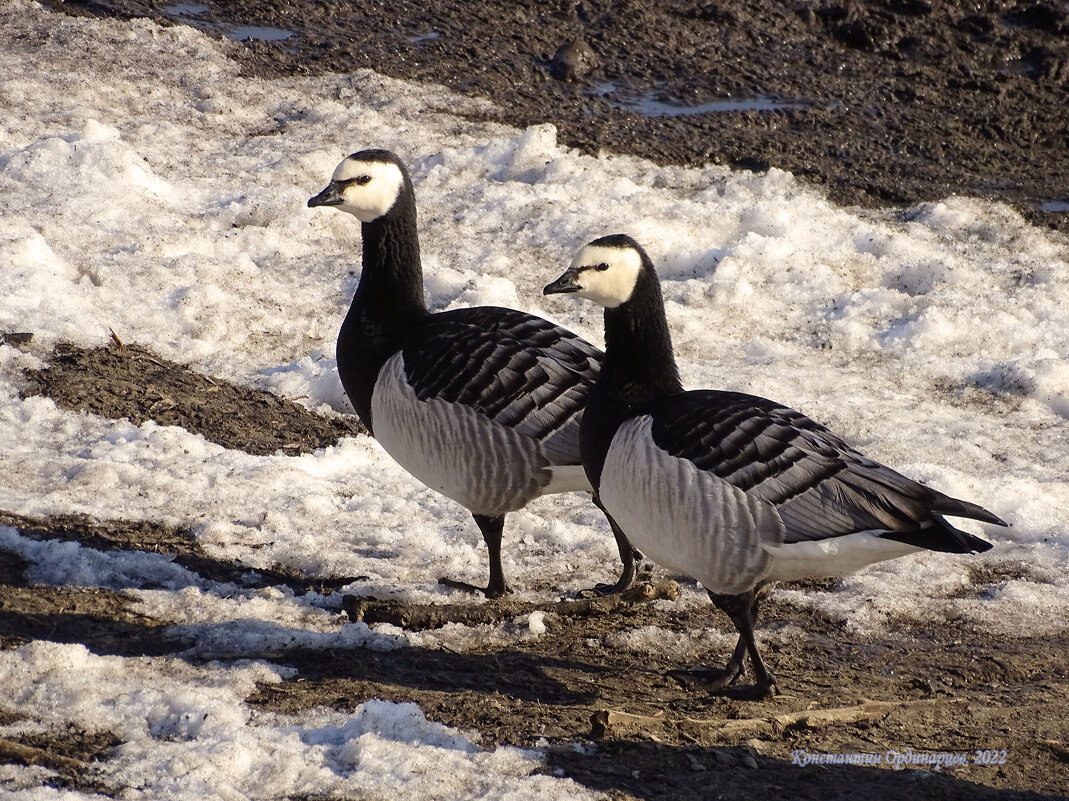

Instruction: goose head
[544,234,647,309]
[308,149,409,223]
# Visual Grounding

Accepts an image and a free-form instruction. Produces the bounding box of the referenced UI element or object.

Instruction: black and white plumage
[544,233,1006,696]
[307,150,637,598]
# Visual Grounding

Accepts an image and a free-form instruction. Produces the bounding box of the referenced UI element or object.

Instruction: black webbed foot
[576,497,644,598]
[441,513,513,598]
[706,586,778,698]
[668,661,745,690]
[670,585,779,698]
[726,672,778,699]
[438,576,513,599]
[669,633,748,689]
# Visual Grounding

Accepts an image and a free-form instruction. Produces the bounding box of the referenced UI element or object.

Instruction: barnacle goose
[544,234,1006,696]
[307,150,637,598]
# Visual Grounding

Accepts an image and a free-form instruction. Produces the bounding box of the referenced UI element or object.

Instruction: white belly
[762,533,922,582]
[371,353,584,516]
[599,417,782,595]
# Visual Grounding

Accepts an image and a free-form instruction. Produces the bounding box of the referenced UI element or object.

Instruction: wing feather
[402,307,601,466]
[648,390,1002,547]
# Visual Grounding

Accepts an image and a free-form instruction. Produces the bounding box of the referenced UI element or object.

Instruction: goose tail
[881,515,997,555]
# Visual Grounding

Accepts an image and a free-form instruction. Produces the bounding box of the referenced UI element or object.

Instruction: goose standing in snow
[307,150,637,598]
[544,234,1005,696]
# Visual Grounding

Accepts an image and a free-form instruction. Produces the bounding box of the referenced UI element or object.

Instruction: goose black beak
[308,182,344,208]
[543,268,583,295]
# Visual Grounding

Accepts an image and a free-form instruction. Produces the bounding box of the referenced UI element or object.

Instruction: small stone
[549,38,598,81]
[745,738,771,755]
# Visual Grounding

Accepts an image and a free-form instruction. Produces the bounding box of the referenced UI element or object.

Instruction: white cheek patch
[331,158,405,222]
[570,244,642,308]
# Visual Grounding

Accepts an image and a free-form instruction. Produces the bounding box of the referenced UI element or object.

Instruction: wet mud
[46,0,1069,231]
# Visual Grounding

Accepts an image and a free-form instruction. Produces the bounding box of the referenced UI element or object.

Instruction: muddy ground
[46,0,1069,231]
[7,1,1069,797]
[2,338,1068,798]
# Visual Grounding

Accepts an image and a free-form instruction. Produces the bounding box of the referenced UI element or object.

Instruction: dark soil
[21,340,366,456]
[3,339,1069,798]
[45,0,1069,231]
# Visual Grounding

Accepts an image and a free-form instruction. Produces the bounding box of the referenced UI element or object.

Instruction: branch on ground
[590,697,971,742]
[342,579,681,630]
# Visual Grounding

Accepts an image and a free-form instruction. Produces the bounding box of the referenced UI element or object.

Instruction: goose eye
[595,262,610,271]
[354,174,372,186]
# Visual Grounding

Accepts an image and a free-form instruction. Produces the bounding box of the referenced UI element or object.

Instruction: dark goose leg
[439,513,513,598]
[583,498,641,596]
[671,585,777,698]
[707,587,777,698]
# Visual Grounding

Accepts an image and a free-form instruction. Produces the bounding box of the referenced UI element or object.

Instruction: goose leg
[670,587,774,695]
[583,499,642,596]
[439,514,513,599]
[669,627,749,689]
[707,588,777,698]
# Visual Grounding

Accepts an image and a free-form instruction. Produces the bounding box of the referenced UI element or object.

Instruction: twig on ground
[590,697,970,741]
[342,579,681,630]
[0,736,88,772]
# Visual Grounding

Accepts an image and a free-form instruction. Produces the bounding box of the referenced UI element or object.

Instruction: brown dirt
[3,339,1068,798]
[44,0,1069,232]
[21,340,366,456]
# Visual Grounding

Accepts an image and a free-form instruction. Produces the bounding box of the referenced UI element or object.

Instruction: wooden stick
[0,736,88,772]
[591,697,970,741]
[342,579,681,631]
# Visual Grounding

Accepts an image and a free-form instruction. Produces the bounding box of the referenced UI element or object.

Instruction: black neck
[336,185,429,432]
[596,266,683,408]
[351,191,427,331]
[582,265,683,489]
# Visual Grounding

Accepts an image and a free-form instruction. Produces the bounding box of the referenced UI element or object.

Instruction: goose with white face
[303,150,643,599]
[544,242,643,308]
[307,156,405,223]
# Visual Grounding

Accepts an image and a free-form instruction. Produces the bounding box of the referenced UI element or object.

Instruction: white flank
[599,416,782,595]
[763,532,924,583]
[543,464,593,494]
[370,353,548,515]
